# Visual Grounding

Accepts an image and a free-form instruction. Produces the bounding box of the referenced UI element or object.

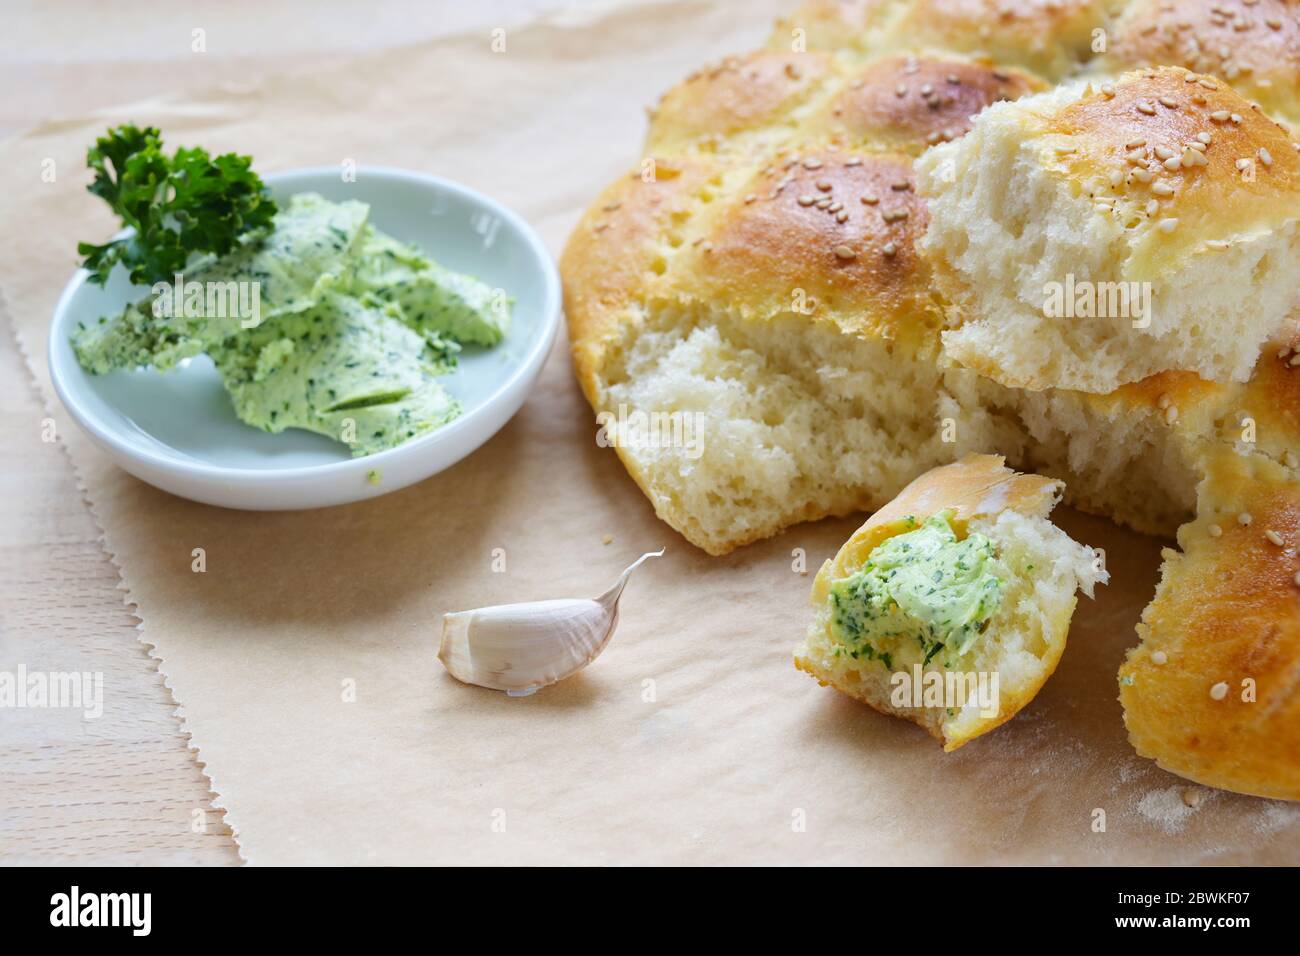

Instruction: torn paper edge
[0,284,248,864]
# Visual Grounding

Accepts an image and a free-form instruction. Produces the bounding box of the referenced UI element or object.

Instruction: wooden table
[0,0,578,866]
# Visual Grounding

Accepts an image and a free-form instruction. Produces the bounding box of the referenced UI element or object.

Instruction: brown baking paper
[3,0,1297,864]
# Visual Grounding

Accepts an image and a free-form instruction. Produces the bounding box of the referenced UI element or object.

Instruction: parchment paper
[4,0,1298,864]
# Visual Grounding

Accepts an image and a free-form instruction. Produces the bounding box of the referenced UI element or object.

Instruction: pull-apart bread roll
[1121,447,1300,800]
[795,455,1107,750]
[563,52,1042,555]
[918,67,1300,393]
[770,0,1108,82]
[1095,0,1300,131]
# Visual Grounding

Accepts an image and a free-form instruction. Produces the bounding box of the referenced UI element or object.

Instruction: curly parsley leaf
[77,124,277,287]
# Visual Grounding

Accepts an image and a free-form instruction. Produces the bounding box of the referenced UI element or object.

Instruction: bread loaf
[560,1,1300,795]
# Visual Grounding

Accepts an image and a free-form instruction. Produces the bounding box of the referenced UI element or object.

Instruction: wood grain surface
[0,0,582,867]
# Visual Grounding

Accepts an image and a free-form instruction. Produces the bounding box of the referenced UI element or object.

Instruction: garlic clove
[437,549,664,695]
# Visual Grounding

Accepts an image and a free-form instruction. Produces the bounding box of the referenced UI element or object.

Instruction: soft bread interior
[919,87,1300,393]
[599,306,956,554]
[795,506,1106,750]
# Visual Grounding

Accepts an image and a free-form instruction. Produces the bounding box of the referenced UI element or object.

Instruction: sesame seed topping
[860,194,879,205]
[1126,137,1147,149]
[1259,147,1273,166]
[797,195,816,206]
[1155,146,1175,160]
[1158,96,1179,109]
[1197,132,1213,145]
[1285,452,1298,469]
[834,245,856,260]
[1157,217,1179,233]
[1209,682,1229,701]
[1137,101,1157,116]
[1208,523,1223,537]
[743,194,757,204]
[882,241,897,257]
[802,158,823,170]
[891,181,911,191]
[881,209,909,223]
[836,210,849,223]
[1238,511,1253,526]
[1165,404,1179,424]
[1163,156,1183,171]
[1152,650,1168,665]
[1266,529,1285,546]
[1102,84,1116,98]
[1210,110,1231,122]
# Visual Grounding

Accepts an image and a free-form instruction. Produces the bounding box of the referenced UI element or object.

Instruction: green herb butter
[828,509,1004,670]
[72,193,511,457]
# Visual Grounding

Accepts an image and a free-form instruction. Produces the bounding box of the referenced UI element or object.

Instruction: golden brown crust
[660,149,942,347]
[803,55,1046,155]
[816,453,1062,584]
[1099,0,1300,128]
[559,158,726,406]
[885,0,1107,78]
[647,51,837,157]
[1121,447,1300,800]
[1046,68,1300,268]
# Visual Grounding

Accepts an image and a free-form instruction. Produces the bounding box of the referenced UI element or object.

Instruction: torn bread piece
[1120,447,1300,801]
[795,454,1107,750]
[918,67,1300,394]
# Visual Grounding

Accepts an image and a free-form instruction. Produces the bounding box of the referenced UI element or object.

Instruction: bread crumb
[1138,785,1216,833]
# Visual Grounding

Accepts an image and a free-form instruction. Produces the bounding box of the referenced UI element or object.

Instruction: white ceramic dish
[48,166,561,510]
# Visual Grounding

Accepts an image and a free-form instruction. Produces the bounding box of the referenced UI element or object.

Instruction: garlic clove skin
[437,549,663,695]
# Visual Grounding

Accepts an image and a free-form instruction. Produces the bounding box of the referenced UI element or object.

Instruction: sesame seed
[1146,199,1159,215]
[836,210,848,223]
[1266,529,1285,546]
[882,242,897,257]
[895,84,907,98]
[1209,682,1229,701]
[1126,137,1147,149]
[1131,167,1154,183]
[860,194,879,205]
[1155,146,1175,160]
[828,201,843,212]
[1259,147,1273,166]
[1197,132,1213,145]
[891,181,911,191]
[1181,788,1202,808]
[1165,404,1179,424]
[1238,511,1253,526]
[1152,650,1168,665]
[1137,101,1157,115]
[797,195,815,206]
[1157,217,1179,233]
[816,180,833,192]
[743,194,757,204]
[1208,523,1223,537]
[1163,156,1183,171]
[833,245,856,260]
[1210,110,1231,122]
[803,158,823,169]
[844,157,862,167]
[1285,451,1298,468]
[882,209,909,223]
[1159,96,1179,109]
[1102,84,1116,97]
[1157,392,1173,410]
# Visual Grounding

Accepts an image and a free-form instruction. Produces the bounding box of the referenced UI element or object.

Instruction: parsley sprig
[77,124,277,286]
